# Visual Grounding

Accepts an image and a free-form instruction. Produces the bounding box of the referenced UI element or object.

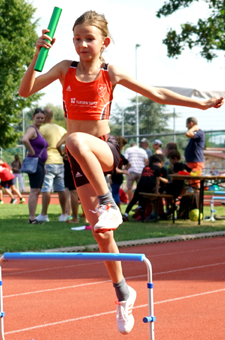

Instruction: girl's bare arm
[109,65,224,110]
[19,29,70,97]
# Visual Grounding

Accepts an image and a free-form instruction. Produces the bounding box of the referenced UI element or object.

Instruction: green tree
[109,96,173,137]
[156,0,225,61]
[0,0,42,149]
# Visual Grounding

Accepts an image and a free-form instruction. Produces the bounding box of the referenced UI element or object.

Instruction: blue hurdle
[205,191,225,221]
[0,252,155,340]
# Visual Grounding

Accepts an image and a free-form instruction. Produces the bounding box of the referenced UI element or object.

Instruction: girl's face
[32,113,45,127]
[73,24,110,61]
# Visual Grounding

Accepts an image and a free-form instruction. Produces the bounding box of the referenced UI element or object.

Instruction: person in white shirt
[124,143,148,202]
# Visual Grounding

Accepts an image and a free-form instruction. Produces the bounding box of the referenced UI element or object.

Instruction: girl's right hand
[35,29,56,53]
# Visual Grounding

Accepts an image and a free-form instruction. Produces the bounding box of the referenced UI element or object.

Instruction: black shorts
[28,161,45,189]
[67,133,120,188]
[64,159,76,191]
[0,178,15,188]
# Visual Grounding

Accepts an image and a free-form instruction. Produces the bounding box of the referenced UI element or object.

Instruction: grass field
[1,203,225,254]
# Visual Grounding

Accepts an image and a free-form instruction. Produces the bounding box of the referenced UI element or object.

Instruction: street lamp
[135,44,141,144]
[22,110,26,159]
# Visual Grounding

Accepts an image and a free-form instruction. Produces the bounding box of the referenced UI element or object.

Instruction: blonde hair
[73,11,111,62]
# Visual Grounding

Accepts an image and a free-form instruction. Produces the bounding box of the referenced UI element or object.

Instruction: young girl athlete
[19,10,224,334]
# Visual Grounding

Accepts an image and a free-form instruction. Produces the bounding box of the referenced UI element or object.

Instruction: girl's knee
[66,133,82,149]
[66,133,88,156]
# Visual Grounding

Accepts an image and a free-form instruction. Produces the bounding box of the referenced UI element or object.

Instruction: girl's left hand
[204,96,224,109]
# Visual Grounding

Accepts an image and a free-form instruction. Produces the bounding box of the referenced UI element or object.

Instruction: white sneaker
[58,214,68,222]
[36,214,49,222]
[116,286,136,334]
[93,203,123,233]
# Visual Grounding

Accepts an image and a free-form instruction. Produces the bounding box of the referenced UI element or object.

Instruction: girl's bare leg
[66,133,114,196]
[77,183,123,284]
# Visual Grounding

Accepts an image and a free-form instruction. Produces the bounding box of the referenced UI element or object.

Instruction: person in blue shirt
[184,117,205,189]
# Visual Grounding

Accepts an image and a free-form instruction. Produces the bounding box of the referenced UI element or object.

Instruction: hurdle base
[143,316,156,323]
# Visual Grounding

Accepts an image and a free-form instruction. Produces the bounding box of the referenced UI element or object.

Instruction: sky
[28,0,225,133]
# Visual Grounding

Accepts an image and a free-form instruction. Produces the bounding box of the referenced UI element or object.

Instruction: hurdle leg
[1,252,155,339]
[0,259,5,340]
[143,257,155,340]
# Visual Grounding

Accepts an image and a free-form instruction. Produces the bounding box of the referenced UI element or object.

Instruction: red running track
[1,237,225,340]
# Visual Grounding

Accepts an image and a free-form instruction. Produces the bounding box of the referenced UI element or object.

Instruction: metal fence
[1,129,225,180]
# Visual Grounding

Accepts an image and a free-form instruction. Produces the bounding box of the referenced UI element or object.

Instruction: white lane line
[5,288,225,335]
[4,261,225,299]
[4,261,102,276]
[4,279,111,298]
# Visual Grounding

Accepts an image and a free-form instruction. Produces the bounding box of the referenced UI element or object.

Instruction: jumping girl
[19,10,223,334]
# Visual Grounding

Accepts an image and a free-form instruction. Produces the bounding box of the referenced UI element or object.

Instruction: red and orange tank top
[63,61,113,120]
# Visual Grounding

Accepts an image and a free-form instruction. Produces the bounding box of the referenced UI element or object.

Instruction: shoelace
[115,301,125,319]
[90,203,112,214]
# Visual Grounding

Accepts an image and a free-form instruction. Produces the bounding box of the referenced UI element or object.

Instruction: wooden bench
[139,192,195,223]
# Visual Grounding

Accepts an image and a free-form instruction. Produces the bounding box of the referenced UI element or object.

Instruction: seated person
[163,142,178,175]
[109,136,130,211]
[163,150,192,215]
[123,154,163,221]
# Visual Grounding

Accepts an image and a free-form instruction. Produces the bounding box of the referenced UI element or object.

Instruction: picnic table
[170,174,225,225]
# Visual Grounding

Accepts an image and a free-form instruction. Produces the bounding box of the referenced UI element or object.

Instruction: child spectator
[109,137,130,211]
[11,155,24,192]
[145,154,169,221]
[163,142,178,175]
[163,150,192,216]
[0,158,25,204]
[123,154,163,221]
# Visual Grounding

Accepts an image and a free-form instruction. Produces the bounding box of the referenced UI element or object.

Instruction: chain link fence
[1,129,225,191]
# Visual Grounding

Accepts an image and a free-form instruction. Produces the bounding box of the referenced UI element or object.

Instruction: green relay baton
[34,7,62,72]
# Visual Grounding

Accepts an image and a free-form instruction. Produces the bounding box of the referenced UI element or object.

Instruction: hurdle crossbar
[0,252,155,340]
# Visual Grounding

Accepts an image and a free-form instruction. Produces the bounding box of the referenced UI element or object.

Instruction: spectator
[56,133,79,223]
[184,117,205,177]
[22,108,48,223]
[123,154,163,221]
[124,143,148,202]
[36,108,67,222]
[109,136,130,211]
[0,158,25,204]
[0,188,3,204]
[164,142,177,157]
[163,150,192,216]
[152,139,163,154]
[140,138,152,158]
[11,154,24,192]
[164,142,178,175]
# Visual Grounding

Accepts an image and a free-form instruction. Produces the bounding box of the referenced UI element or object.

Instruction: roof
[203,152,225,159]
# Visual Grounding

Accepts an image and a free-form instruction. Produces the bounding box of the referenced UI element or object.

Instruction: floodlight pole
[135,44,141,145]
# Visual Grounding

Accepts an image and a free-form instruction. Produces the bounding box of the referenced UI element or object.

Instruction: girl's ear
[103,37,111,48]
